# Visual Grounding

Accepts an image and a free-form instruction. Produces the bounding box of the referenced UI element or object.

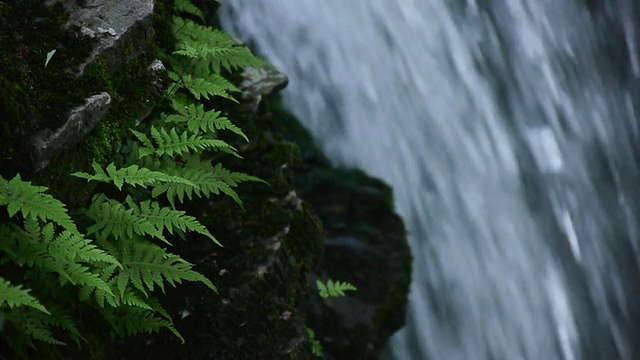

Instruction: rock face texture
[30,92,112,171]
[240,66,289,112]
[0,0,163,177]
[48,0,156,74]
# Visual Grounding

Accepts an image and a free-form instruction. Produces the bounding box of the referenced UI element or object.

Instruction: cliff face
[0,1,412,359]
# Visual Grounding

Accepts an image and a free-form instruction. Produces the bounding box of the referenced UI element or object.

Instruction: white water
[221,1,640,359]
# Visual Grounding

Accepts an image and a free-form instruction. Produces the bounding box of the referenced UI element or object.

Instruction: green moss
[33,51,164,207]
[0,0,110,178]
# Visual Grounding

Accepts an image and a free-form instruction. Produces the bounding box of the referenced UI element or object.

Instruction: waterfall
[220,1,640,358]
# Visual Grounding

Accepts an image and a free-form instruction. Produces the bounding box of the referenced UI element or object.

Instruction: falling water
[220,1,640,359]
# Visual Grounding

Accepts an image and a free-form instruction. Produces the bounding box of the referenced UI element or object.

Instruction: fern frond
[85,195,167,243]
[108,239,216,304]
[0,277,50,314]
[151,158,262,208]
[72,162,197,191]
[136,125,236,158]
[118,287,154,311]
[169,72,238,102]
[173,40,237,61]
[174,0,205,22]
[125,197,219,246]
[4,217,116,298]
[167,102,248,141]
[173,17,268,73]
[43,305,86,347]
[316,280,357,299]
[23,312,65,345]
[0,174,77,233]
[48,228,120,266]
[101,306,184,343]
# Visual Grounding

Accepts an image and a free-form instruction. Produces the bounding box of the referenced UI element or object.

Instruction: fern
[132,126,236,158]
[174,0,205,22]
[306,328,325,358]
[172,16,268,73]
[0,277,50,314]
[166,101,248,141]
[72,162,197,191]
[169,71,238,102]
[84,194,219,246]
[0,174,77,233]
[23,311,66,346]
[316,280,357,299]
[150,156,263,208]
[110,238,216,295]
[101,305,184,343]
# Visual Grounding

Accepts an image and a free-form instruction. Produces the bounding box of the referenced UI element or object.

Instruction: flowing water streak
[221,1,640,359]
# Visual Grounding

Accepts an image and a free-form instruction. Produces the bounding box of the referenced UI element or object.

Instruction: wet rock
[49,0,156,74]
[240,66,289,112]
[30,92,111,171]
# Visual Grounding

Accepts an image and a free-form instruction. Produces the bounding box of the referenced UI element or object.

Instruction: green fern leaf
[0,277,50,314]
[174,0,205,22]
[102,306,185,343]
[85,194,168,244]
[173,41,237,61]
[126,197,220,246]
[173,17,268,73]
[167,102,248,141]
[114,239,216,295]
[150,159,262,208]
[0,174,77,233]
[24,313,65,345]
[173,73,238,102]
[72,163,197,190]
[142,126,236,158]
[316,280,357,299]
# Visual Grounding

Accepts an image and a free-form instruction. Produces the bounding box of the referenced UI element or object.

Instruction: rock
[0,0,165,175]
[49,0,156,74]
[30,92,111,172]
[240,66,289,112]
[295,167,412,359]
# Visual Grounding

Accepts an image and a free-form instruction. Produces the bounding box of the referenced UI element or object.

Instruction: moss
[0,0,110,178]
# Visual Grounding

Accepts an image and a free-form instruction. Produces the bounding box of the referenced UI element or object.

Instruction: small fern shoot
[316,280,357,299]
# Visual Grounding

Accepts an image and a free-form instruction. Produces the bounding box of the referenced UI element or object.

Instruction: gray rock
[31,92,111,172]
[240,66,289,112]
[48,0,155,74]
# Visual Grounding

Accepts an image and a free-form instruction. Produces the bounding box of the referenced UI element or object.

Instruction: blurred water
[220,1,640,359]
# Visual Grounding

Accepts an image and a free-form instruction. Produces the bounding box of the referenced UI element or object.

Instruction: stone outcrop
[30,92,111,171]
[0,0,163,176]
[240,66,289,112]
[47,0,156,74]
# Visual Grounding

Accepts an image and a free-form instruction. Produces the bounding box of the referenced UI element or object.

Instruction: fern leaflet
[169,72,238,102]
[134,126,236,158]
[174,0,205,22]
[316,280,357,299]
[72,162,197,190]
[0,277,50,314]
[167,101,248,141]
[0,174,77,233]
